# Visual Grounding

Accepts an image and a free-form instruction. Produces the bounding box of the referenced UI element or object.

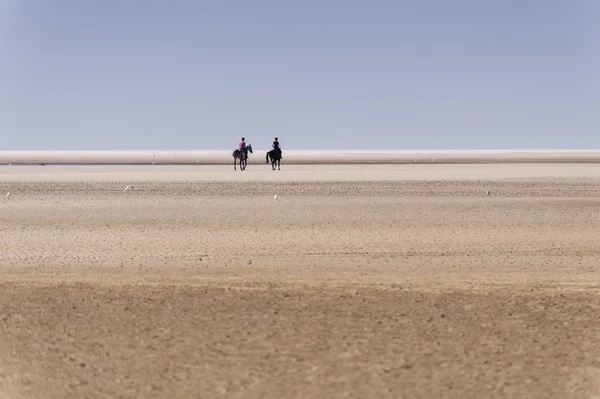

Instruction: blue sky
[1,1,598,150]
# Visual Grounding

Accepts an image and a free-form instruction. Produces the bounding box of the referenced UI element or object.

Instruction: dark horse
[232,144,253,171]
[266,148,282,170]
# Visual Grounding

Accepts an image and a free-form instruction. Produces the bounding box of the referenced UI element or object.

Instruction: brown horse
[232,144,253,171]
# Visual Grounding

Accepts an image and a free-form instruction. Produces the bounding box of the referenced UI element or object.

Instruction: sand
[1,164,600,398]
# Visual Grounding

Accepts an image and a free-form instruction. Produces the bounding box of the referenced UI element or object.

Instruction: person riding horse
[233,138,252,170]
[266,137,283,170]
[272,137,282,159]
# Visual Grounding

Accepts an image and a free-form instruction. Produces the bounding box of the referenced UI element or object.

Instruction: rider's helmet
[275,137,278,141]
[241,137,245,141]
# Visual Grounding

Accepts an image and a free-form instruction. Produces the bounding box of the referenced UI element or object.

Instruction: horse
[232,144,253,171]
[266,148,282,170]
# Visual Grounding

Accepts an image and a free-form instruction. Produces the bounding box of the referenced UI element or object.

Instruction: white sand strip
[2,150,600,165]
[2,164,600,182]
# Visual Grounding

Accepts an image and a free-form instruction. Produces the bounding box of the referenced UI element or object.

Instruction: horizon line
[4,149,600,165]
[3,149,600,153]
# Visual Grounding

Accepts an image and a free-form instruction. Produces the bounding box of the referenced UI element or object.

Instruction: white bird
[6,192,10,198]
[274,194,278,200]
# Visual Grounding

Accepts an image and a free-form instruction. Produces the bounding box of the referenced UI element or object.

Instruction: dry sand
[1,164,600,398]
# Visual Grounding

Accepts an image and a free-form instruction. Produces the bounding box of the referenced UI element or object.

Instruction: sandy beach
[1,163,600,398]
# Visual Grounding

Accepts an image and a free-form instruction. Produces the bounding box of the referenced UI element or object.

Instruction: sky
[0,0,599,150]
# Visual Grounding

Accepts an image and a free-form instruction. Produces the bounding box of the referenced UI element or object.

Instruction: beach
[1,163,600,398]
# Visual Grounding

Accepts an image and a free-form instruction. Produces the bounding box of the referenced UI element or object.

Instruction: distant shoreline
[2,150,600,165]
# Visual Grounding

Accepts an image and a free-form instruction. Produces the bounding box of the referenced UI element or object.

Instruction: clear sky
[1,1,598,150]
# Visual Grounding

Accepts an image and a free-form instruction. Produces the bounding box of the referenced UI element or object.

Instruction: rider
[272,137,282,159]
[239,137,247,155]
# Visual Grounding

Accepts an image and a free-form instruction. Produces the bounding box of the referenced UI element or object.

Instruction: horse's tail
[266,151,270,163]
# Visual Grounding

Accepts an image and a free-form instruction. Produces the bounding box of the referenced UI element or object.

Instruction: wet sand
[1,164,599,398]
